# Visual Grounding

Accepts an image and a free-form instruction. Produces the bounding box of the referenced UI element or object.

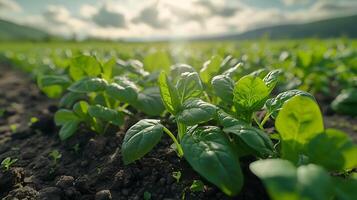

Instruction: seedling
[53,55,165,140]
[143,191,151,200]
[49,150,62,166]
[122,70,243,196]
[9,124,17,133]
[1,157,18,171]
[0,108,5,117]
[28,117,39,126]
[172,171,182,183]
[190,180,205,192]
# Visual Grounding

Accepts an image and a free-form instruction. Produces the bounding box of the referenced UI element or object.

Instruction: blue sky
[0,0,356,39]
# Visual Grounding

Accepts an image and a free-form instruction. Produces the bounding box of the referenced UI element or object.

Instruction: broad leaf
[224,124,274,158]
[59,92,85,108]
[133,87,165,116]
[331,88,357,117]
[211,74,235,105]
[69,55,102,80]
[200,55,223,83]
[306,129,357,171]
[68,77,108,93]
[263,69,282,91]
[106,82,138,103]
[54,109,79,126]
[144,51,171,72]
[73,101,89,119]
[59,121,79,141]
[37,75,71,87]
[170,64,195,80]
[122,119,164,164]
[176,72,203,103]
[275,96,324,163]
[250,159,333,200]
[233,75,270,121]
[265,90,314,119]
[181,126,243,196]
[176,98,217,126]
[88,105,123,126]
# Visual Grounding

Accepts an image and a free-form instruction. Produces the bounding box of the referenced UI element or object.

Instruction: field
[0,39,356,200]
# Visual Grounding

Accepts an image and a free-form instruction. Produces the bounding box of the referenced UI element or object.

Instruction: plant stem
[163,127,184,157]
[260,113,271,127]
[253,114,264,130]
[177,122,186,141]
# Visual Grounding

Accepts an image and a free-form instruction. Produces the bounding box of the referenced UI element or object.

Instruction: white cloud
[79,4,97,19]
[0,0,22,12]
[3,0,357,40]
[282,0,310,6]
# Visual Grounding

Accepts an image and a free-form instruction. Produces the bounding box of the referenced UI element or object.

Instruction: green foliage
[182,126,243,196]
[331,88,357,116]
[1,157,18,171]
[176,98,217,126]
[122,119,164,164]
[250,159,334,200]
[190,180,205,192]
[275,95,324,163]
[233,75,270,121]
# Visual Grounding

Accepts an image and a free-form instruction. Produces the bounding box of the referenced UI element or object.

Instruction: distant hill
[208,14,357,40]
[0,19,50,41]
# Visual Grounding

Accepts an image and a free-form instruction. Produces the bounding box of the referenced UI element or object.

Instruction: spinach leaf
[122,119,164,164]
[182,126,243,196]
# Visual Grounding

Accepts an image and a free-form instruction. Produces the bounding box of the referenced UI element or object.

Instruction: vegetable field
[0,39,356,200]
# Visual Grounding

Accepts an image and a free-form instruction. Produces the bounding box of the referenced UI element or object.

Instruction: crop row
[0,42,356,199]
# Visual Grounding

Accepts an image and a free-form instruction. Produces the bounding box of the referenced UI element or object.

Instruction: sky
[0,0,356,40]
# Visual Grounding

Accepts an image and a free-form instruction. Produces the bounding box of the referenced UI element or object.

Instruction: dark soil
[1,64,356,200]
[0,65,270,200]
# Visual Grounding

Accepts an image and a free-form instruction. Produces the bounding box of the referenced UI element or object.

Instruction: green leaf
[59,121,79,140]
[59,92,85,108]
[68,77,108,93]
[233,75,270,120]
[122,119,164,164]
[275,96,324,163]
[250,159,298,200]
[144,51,171,72]
[190,180,205,192]
[54,109,79,126]
[297,164,333,200]
[200,55,223,83]
[37,75,71,88]
[158,71,180,114]
[133,87,165,116]
[334,176,357,200]
[217,110,245,128]
[69,55,102,80]
[176,72,203,103]
[331,88,357,117]
[73,101,89,119]
[250,159,333,200]
[101,58,115,80]
[223,124,274,158]
[265,90,315,119]
[306,129,357,171]
[176,98,217,126]
[181,126,243,196]
[106,82,138,103]
[170,64,195,79]
[88,105,123,126]
[263,69,282,91]
[211,75,234,104]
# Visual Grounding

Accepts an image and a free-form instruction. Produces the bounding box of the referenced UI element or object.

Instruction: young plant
[122,69,243,196]
[1,157,18,171]
[54,55,165,140]
[49,150,62,166]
